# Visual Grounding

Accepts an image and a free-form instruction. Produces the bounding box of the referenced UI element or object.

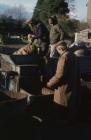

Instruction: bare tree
[65,0,78,19]
[4,5,29,20]
[66,0,75,12]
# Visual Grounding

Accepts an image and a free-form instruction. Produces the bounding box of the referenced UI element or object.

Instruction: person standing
[47,41,80,119]
[48,16,63,58]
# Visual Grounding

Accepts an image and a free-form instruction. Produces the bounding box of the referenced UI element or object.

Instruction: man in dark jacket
[26,18,49,56]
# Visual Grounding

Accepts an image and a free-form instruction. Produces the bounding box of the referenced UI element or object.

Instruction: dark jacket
[32,23,49,55]
[33,23,49,42]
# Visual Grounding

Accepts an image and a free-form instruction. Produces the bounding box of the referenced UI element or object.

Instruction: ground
[0,43,91,140]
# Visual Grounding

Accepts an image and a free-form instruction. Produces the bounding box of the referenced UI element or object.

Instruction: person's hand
[31,34,35,38]
[47,82,51,88]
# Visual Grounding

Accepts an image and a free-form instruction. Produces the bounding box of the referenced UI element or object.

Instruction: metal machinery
[0,48,42,95]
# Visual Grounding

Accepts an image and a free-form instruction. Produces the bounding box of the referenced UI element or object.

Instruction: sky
[68,0,87,21]
[76,0,87,21]
[0,0,38,12]
[0,0,87,21]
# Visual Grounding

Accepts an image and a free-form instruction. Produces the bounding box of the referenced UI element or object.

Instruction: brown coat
[48,51,80,109]
[13,44,33,55]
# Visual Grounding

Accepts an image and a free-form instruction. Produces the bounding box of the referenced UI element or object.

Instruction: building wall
[87,0,91,24]
[75,29,91,44]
